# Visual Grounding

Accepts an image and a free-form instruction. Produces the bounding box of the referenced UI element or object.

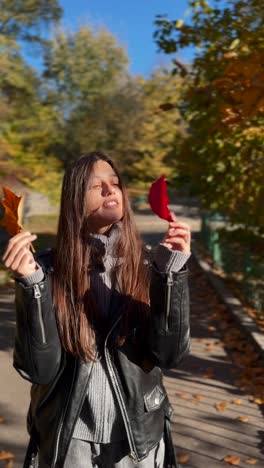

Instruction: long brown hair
[53,152,150,361]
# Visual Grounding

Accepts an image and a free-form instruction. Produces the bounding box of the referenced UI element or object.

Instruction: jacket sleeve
[145,260,191,369]
[13,273,63,385]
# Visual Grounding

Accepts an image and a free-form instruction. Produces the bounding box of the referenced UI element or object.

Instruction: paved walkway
[0,206,263,467]
[164,256,264,468]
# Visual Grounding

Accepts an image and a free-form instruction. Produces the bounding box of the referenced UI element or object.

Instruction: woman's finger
[2,232,35,262]
[15,253,36,277]
[169,221,190,230]
[3,234,37,267]
[164,236,190,252]
[10,247,35,272]
[168,228,190,238]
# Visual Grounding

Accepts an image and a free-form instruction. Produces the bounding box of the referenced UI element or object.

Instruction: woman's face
[86,160,124,234]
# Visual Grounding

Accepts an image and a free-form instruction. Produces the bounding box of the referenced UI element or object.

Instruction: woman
[2,152,191,467]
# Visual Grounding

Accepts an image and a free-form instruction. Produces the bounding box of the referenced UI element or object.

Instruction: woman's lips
[102,200,118,208]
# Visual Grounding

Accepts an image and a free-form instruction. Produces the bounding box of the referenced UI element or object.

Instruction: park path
[0,204,263,467]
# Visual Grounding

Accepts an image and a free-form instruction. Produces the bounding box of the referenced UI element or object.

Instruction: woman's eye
[92,184,102,189]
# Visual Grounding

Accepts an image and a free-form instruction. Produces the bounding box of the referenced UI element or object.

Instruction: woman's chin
[90,214,122,233]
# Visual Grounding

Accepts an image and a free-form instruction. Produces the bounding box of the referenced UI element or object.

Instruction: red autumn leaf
[0,187,22,235]
[148,176,173,221]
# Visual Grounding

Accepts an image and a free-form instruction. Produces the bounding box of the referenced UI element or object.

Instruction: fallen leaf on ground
[0,417,6,423]
[253,398,263,405]
[223,455,241,465]
[232,399,242,405]
[237,416,249,422]
[215,401,228,411]
[0,451,14,460]
[202,368,215,379]
[245,458,257,465]
[193,394,204,401]
[199,338,207,343]
[177,453,190,463]
[175,393,189,399]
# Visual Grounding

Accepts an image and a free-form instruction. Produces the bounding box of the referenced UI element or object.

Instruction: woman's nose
[102,182,115,196]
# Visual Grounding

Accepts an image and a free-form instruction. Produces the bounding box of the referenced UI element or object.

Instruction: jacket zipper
[51,360,77,468]
[104,316,139,464]
[33,284,47,344]
[165,272,173,332]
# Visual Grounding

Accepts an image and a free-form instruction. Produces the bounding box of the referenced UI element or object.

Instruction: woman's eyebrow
[91,173,118,179]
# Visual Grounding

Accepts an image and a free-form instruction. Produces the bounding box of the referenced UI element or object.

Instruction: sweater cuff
[15,264,44,286]
[154,244,191,273]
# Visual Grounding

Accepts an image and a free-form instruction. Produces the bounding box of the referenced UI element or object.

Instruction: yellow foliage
[214,52,264,125]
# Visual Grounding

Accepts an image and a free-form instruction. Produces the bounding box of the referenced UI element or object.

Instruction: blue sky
[52,0,193,77]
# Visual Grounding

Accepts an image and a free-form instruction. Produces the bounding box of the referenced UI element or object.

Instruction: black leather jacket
[13,249,190,468]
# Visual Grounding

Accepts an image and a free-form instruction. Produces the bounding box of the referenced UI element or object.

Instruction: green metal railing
[200,212,264,314]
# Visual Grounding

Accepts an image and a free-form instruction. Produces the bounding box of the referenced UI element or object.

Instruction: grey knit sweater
[18,223,191,443]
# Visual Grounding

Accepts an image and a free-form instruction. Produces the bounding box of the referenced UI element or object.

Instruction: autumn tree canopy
[154,0,264,230]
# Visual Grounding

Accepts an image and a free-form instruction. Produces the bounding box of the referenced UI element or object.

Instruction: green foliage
[44,26,129,116]
[0,0,63,199]
[129,71,186,184]
[0,0,62,44]
[154,0,264,230]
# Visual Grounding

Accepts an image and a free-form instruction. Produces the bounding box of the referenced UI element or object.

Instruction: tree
[43,25,130,164]
[0,1,63,199]
[44,26,129,117]
[130,70,187,185]
[154,0,264,230]
[0,0,62,44]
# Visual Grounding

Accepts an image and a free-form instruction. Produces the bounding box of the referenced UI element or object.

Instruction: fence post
[211,230,222,267]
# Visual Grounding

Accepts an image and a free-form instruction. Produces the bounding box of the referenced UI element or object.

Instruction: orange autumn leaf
[0,451,14,460]
[0,187,22,236]
[237,416,249,422]
[232,399,242,405]
[177,453,190,463]
[253,398,263,405]
[193,394,204,401]
[223,455,241,465]
[175,393,190,399]
[215,401,228,411]
[202,368,215,379]
[0,417,6,423]
[245,458,257,465]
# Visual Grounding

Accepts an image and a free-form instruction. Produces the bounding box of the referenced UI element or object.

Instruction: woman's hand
[161,213,191,253]
[2,231,38,277]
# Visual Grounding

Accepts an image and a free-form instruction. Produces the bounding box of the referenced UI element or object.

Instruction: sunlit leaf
[177,453,190,463]
[245,458,257,465]
[237,416,249,422]
[215,401,228,411]
[223,455,240,465]
[175,392,190,399]
[193,394,204,401]
[0,451,14,460]
[232,399,242,405]
[0,187,22,236]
